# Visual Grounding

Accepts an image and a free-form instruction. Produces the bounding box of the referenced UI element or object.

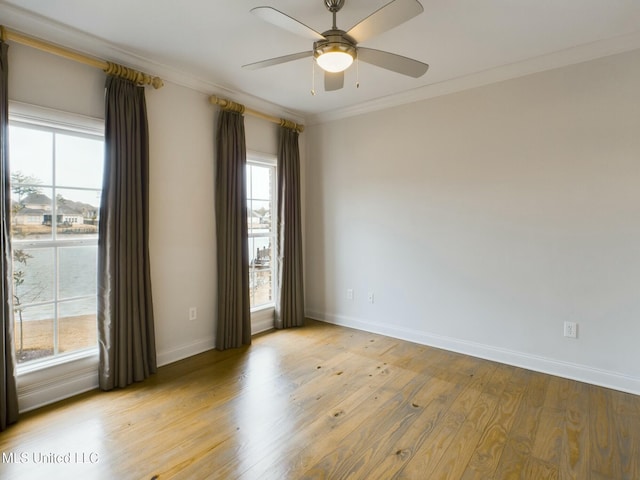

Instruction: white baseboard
[17,354,99,413]
[156,311,275,366]
[306,310,640,396]
[156,336,216,367]
[17,326,280,413]
[251,307,275,335]
[17,336,216,412]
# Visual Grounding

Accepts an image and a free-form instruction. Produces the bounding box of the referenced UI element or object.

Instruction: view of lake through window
[9,121,104,364]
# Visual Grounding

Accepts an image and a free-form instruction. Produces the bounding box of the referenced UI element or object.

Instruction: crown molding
[3,1,639,128]
[0,2,306,125]
[307,29,640,126]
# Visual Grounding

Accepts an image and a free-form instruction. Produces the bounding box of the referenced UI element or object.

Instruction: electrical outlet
[189,307,197,321]
[367,292,374,304]
[564,321,577,339]
[346,289,354,300]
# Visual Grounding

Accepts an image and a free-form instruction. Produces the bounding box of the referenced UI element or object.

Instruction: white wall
[147,90,281,364]
[145,82,218,365]
[305,48,640,394]
[7,42,284,409]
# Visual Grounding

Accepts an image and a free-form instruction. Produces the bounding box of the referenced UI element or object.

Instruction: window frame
[246,151,277,315]
[9,101,104,375]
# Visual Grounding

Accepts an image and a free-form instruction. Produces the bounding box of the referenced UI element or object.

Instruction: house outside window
[246,154,276,310]
[9,103,104,366]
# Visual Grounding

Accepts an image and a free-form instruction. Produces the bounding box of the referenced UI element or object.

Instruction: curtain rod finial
[151,77,164,89]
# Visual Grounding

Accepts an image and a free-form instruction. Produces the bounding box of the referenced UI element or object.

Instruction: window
[9,104,104,366]
[246,155,276,309]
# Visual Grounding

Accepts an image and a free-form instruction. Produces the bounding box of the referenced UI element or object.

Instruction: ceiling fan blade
[324,71,344,91]
[251,6,325,41]
[242,51,313,70]
[357,47,428,78]
[346,0,424,44]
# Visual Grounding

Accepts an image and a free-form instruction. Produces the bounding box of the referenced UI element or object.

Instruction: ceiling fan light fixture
[316,50,353,72]
[314,37,357,73]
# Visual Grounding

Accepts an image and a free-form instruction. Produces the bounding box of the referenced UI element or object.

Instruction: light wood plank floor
[1,319,639,479]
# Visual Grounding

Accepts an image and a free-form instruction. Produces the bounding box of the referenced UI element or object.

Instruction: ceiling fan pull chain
[311,57,316,96]
[356,54,360,88]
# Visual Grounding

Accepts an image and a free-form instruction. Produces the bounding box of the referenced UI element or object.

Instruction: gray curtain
[275,127,305,329]
[98,75,156,390]
[1,40,18,430]
[215,110,251,349]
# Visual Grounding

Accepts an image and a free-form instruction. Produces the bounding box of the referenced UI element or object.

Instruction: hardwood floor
[1,319,639,479]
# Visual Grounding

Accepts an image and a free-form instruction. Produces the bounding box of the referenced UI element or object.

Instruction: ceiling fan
[243,0,429,91]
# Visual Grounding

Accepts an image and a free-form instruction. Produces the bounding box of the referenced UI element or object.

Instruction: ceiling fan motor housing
[324,0,345,13]
[313,30,357,61]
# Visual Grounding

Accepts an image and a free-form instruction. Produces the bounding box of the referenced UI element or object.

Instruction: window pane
[249,240,273,308]
[58,246,97,299]
[250,166,271,200]
[248,268,256,306]
[248,237,256,266]
[14,304,55,364]
[13,247,55,305]
[252,237,271,265]
[9,126,53,184]
[247,198,254,233]
[11,186,54,241]
[58,299,97,354]
[55,188,100,240]
[55,133,104,189]
[251,200,271,233]
[9,119,104,365]
[253,268,272,306]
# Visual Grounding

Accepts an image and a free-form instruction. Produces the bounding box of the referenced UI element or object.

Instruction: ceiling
[2,0,640,122]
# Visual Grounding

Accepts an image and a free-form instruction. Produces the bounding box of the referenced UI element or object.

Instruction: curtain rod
[210,95,304,133]
[0,25,163,89]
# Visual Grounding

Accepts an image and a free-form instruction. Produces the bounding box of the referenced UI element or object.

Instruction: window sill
[16,348,99,413]
[251,305,275,335]
[17,348,99,376]
[250,303,275,314]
